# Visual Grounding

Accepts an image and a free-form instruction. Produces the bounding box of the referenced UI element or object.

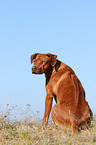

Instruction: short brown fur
[31,53,93,133]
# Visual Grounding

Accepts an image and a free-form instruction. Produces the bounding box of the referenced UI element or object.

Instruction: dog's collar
[54,60,61,72]
[45,60,61,86]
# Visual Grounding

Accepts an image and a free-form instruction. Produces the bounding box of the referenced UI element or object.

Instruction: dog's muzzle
[32,66,37,73]
[32,66,42,74]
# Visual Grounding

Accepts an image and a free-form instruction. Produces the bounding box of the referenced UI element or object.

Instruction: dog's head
[31,53,57,74]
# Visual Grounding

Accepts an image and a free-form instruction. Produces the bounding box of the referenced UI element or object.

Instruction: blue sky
[0,0,96,118]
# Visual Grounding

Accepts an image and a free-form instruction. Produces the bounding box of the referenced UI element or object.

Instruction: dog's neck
[45,60,61,86]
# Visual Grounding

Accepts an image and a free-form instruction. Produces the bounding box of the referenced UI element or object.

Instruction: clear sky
[0,0,96,118]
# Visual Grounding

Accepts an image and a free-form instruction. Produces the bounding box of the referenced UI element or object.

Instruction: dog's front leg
[42,95,53,127]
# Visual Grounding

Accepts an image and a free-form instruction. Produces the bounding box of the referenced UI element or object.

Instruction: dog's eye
[42,61,45,63]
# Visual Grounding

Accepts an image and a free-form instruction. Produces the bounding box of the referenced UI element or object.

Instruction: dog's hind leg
[51,103,79,133]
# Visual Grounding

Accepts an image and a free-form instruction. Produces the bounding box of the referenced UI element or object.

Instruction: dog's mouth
[32,71,38,74]
[32,71,43,74]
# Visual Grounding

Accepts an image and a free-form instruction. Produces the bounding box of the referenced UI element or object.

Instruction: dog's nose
[32,66,37,72]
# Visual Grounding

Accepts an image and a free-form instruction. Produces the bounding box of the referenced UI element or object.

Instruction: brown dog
[31,53,93,133]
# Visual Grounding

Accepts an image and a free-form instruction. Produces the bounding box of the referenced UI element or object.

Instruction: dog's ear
[31,53,39,64]
[47,53,57,67]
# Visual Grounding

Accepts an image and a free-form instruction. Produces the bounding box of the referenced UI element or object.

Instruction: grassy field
[0,105,96,145]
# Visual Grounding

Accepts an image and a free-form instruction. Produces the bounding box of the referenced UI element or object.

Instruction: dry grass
[0,105,96,145]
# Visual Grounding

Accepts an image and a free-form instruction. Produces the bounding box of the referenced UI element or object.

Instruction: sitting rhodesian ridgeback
[31,53,93,133]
